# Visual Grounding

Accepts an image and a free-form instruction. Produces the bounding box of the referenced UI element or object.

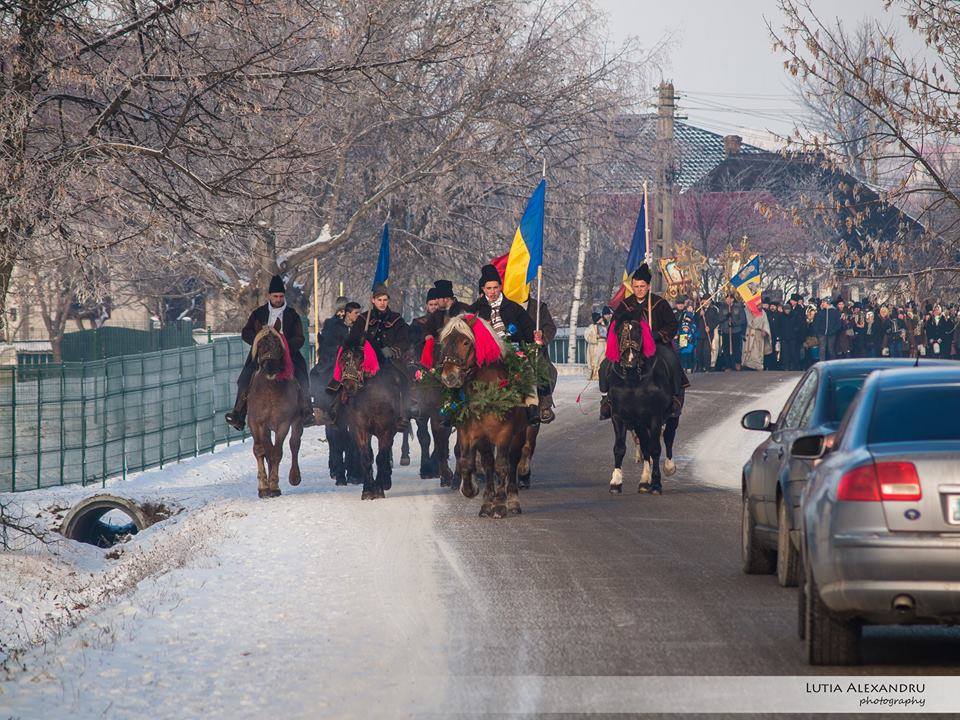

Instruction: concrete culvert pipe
[60,495,151,548]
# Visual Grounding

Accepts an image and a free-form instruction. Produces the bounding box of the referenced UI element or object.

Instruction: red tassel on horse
[605,319,656,362]
[277,334,295,381]
[420,335,435,368]
[464,314,503,366]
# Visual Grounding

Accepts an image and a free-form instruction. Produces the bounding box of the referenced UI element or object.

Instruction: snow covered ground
[690,374,799,490]
[0,374,795,718]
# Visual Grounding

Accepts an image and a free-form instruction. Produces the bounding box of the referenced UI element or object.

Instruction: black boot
[599,395,612,421]
[225,392,247,431]
[538,393,555,423]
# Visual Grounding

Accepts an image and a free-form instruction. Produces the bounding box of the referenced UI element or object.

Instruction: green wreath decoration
[415,346,542,426]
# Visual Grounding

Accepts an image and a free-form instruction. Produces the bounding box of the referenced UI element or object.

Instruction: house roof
[609,115,764,192]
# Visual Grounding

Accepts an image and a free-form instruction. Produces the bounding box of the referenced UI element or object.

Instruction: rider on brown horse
[421,278,472,340]
[598,263,690,420]
[225,275,313,431]
[469,263,543,426]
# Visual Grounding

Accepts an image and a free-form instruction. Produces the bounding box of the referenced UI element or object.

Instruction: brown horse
[247,325,303,498]
[406,357,454,486]
[438,316,528,518]
[336,339,405,500]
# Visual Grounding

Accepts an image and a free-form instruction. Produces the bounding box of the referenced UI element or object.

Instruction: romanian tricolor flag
[731,255,763,316]
[609,196,647,308]
[502,179,546,303]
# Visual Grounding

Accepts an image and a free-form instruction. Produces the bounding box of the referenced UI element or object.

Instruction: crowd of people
[586,292,960,375]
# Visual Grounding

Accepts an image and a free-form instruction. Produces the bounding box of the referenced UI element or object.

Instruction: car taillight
[876,461,922,501]
[837,462,921,502]
[837,464,880,501]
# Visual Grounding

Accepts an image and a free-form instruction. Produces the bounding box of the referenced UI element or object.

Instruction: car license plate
[949,495,960,525]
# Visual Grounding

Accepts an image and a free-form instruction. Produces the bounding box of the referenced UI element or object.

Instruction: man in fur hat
[409,287,441,357]
[422,278,472,339]
[225,274,313,431]
[598,263,689,420]
[469,263,542,425]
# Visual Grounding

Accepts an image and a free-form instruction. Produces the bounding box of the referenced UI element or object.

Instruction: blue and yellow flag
[502,180,545,303]
[730,255,762,316]
[371,223,390,290]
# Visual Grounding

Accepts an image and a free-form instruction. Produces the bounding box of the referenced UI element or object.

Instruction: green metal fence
[0,336,250,493]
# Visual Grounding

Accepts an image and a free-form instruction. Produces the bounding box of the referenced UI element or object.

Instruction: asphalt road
[433,370,960,677]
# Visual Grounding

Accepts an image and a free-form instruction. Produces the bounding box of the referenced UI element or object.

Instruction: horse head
[617,320,646,370]
[436,314,507,389]
[252,325,286,378]
[338,340,367,396]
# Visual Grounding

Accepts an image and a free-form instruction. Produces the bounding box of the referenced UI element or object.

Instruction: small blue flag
[372,222,390,290]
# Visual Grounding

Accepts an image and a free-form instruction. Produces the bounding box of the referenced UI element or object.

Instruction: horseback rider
[469,263,542,426]
[409,287,441,356]
[598,263,690,420]
[341,283,412,429]
[225,275,313,431]
[311,297,360,425]
[423,278,471,339]
[523,297,557,423]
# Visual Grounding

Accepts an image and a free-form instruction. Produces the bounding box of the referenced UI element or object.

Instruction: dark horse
[406,359,455,485]
[247,325,303,498]
[607,320,673,495]
[438,316,528,517]
[335,339,405,500]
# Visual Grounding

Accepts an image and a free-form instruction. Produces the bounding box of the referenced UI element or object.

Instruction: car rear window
[868,386,960,443]
[827,375,868,422]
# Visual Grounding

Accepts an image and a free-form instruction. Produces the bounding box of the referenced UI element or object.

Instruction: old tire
[805,563,860,665]
[776,498,800,587]
[741,493,775,575]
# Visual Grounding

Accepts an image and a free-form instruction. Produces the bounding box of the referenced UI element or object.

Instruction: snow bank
[690,376,799,490]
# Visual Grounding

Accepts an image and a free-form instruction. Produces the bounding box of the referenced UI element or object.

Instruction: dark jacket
[695,303,720,340]
[422,298,472,339]
[408,314,432,356]
[718,302,747,337]
[779,304,806,341]
[471,294,536,343]
[316,315,349,373]
[613,292,677,345]
[241,303,307,376]
[925,315,950,346]
[347,306,409,355]
[528,300,557,343]
[813,306,841,337]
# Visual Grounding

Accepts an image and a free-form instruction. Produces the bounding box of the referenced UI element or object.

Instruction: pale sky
[596,0,919,145]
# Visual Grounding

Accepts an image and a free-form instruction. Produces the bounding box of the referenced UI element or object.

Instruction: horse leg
[269,423,288,497]
[456,433,478,499]
[433,419,453,487]
[417,418,436,480]
[375,430,394,498]
[354,426,377,500]
[662,416,679,476]
[648,419,663,494]
[400,427,411,467]
[252,424,270,498]
[610,415,627,494]
[288,420,303,487]
[477,441,497,517]
[633,431,643,464]
[517,425,538,490]
[505,433,524,515]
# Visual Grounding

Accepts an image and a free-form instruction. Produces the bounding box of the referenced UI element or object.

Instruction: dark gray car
[739,359,956,587]
[794,366,960,665]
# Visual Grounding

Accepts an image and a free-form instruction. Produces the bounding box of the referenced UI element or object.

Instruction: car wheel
[741,492,775,575]
[776,498,800,587]
[805,560,860,665]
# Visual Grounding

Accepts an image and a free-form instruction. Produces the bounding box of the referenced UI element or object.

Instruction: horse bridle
[440,336,477,381]
[618,321,643,359]
[339,349,366,390]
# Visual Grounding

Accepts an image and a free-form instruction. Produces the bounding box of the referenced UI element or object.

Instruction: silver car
[794,366,960,665]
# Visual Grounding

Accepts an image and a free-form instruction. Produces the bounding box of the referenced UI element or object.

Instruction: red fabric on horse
[333,340,380,381]
[464,314,503,366]
[277,333,295,381]
[605,319,656,362]
[420,335,435,368]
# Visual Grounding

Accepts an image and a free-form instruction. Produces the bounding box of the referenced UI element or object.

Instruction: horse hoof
[609,484,622,494]
[361,490,376,500]
[377,487,386,498]
[638,482,651,493]
[334,477,348,486]
[663,458,677,476]
[258,489,270,498]
[289,474,301,487]
[439,476,451,487]
[479,506,492,517]
[267,488,281,498]
[400,456,411,467]
[492,505,507,519]
[381,478,392,491]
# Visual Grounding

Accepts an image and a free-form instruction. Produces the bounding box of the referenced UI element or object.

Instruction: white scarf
[267,302,286,331]
[488,294,506,337]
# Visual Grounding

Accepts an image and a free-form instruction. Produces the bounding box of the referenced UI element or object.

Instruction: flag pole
[536,158,546,336]
[312,258,319,350]
[644,180,652,335]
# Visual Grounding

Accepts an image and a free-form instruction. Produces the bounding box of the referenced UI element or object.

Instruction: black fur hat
[268,275,285,294]
[426,287,440,302]
[789,293,801,302]
[631,263,652,283]
[479,264,501,287]
[433,279,454,298]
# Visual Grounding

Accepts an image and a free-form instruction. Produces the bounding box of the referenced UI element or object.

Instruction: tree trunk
[567,225,590,363]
